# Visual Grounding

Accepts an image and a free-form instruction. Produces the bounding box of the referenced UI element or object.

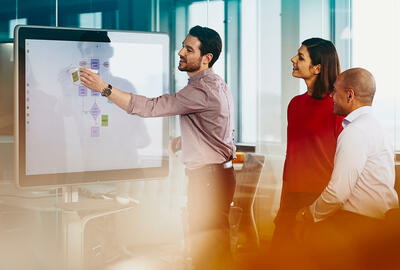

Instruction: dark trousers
[269,192,320,270]
[186,164,236,270]
[306,210,383,270]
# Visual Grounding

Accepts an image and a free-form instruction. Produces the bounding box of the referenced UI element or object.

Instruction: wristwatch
[101,84,112,97]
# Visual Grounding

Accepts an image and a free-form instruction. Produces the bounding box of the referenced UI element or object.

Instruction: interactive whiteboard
[14,25,169,187]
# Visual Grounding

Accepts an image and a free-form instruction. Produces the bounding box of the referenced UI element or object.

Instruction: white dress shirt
[310,106,399,222]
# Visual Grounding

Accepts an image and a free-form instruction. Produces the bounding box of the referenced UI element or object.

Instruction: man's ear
[347,88,355,103]
[313,64,321,75]
[203,53,213,66]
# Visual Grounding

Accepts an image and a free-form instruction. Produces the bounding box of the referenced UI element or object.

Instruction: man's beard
[178,57,202,72]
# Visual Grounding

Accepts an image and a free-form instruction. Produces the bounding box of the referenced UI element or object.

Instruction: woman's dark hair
[302,38,340,100]
[189,25,222,67]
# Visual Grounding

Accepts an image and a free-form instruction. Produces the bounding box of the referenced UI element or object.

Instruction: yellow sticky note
[72,71,79,82]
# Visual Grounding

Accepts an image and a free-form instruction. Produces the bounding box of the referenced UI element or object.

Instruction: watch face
[101,86,112,97]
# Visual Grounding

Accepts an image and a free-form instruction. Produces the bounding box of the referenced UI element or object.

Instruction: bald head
[339,68,376,105]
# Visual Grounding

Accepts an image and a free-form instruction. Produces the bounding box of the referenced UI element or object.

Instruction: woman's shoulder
[289,92,308,106]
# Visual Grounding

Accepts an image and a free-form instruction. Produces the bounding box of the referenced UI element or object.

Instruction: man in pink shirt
[80,25,236,270]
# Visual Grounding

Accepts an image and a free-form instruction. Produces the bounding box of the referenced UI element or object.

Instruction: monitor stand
[58,184,137,270]
[62,186,79,203]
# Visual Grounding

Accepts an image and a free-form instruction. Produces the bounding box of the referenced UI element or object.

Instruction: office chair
[230,153,265,252]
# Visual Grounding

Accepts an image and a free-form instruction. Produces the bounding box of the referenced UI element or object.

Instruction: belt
[222,160,233,169]
[200,160,232,169]
[185,160,233,176]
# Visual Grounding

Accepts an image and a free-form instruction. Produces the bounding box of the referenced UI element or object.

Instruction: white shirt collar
[342,106,372,128]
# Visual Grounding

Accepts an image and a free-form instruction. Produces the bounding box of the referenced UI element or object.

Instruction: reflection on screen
[25,39,164,175]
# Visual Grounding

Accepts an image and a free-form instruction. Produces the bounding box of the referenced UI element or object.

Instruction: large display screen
[14,26,169,187]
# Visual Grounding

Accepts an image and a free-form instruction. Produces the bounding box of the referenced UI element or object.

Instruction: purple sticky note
[91,59,100,70]
[90,102,101,121]
[91,90,100,96]
[79,85,87,96]
[91,126,100,137]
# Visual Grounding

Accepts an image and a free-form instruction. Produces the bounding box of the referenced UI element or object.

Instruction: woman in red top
[270,38,344,267]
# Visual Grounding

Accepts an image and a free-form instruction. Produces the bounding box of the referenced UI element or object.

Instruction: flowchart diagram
[24,38,167,176]
[71,58,112,138]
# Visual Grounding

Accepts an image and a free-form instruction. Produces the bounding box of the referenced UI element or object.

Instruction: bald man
[296,68,398,269]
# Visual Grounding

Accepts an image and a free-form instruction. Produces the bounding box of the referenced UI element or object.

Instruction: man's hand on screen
[79,67,107,92]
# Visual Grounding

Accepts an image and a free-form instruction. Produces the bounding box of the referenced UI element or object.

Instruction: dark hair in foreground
[302,38,341,100]
[189,25,222,68]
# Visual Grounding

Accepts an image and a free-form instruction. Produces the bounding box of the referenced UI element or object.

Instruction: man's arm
[310,127,368,222]
[80,68,132,111]
[79,68,209,117]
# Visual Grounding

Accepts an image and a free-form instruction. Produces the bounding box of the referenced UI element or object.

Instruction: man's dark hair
[189,25,222,68]
[302,38,341,100]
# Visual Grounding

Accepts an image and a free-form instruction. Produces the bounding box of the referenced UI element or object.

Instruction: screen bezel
[14,25,170,188]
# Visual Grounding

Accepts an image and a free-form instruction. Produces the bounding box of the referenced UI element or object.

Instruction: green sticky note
[101,115,108,127]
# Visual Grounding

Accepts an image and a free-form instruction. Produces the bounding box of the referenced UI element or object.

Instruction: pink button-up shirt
[126,68,236,169]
